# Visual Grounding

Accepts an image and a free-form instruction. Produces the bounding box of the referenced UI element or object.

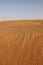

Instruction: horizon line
[0,19,43,21]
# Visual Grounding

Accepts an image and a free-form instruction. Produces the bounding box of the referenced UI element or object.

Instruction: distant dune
[0,20,43,65]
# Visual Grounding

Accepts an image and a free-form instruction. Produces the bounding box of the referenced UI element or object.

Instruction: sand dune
[0,20,43,65]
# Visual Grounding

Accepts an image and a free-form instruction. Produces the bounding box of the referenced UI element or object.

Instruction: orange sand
[0,20,43,65]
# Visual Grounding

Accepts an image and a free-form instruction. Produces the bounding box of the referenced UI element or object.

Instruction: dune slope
[0,20,43,65]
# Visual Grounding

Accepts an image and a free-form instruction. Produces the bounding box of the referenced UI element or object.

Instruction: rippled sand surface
[0,20,43,65]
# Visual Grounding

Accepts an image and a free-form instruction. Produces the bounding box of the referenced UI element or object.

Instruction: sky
[0,0,43,20]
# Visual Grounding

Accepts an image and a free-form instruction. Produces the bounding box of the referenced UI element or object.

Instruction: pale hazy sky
[0,0,43,20]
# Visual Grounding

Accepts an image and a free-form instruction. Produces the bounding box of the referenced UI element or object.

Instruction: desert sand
[0,20,43,65]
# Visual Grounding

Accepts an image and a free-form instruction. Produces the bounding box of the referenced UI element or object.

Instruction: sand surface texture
[0,20,43,65]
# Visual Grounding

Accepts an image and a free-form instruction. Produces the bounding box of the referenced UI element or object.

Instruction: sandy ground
[0,20,43,65]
